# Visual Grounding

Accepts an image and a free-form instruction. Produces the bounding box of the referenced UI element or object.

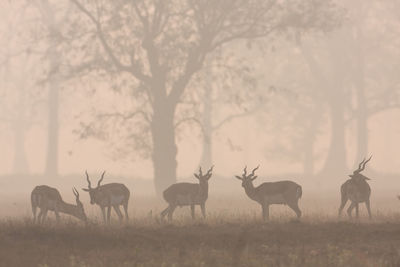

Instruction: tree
[69,0,341,195]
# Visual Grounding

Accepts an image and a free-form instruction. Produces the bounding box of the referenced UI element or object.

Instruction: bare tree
[69,0,341,195]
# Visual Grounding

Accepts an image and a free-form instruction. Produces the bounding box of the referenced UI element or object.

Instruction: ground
[1,216,400,266]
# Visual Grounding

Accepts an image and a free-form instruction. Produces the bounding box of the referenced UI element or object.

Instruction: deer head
[194,165,214,184]
[82,170,105,204]
[73,187,87,222]
[349,156,372,181]
[235,165,259,188]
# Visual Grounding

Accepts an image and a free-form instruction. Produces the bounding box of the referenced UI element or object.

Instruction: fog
[0,0,400,205]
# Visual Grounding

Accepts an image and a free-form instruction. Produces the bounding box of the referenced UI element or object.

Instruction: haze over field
[0,0,399,209]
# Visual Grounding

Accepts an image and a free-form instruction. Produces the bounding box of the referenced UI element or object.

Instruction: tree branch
[71,0,151,84]
[96,110,151,124]
[213,105,262,130]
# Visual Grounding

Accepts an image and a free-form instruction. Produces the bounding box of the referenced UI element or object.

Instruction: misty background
[0,0,399,213]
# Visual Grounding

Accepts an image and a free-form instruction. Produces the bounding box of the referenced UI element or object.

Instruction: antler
[72,187,79,198]
[249,165,259,177]
[97,171,106,187]
[354,155,372,174]
[205,165,214,176]
[85,170,92,189]
[242,166,248,177]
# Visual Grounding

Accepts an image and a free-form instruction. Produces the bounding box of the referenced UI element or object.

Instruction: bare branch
[97,110,151,124]
[70,0,151,84]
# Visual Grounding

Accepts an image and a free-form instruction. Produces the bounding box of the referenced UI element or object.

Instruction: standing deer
[234,166,302,221]
[31,185,87,224]
[161,166,214,221]
[338,156,372,219]
[82,171,130,224]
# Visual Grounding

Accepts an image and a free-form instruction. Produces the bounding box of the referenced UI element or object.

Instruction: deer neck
[198,181,209,200]
[243,182,258,201]
[59,201,79,218]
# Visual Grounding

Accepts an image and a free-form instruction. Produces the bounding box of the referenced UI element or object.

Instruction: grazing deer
[31,185,87,224]
[338,156,372,219]
[161,166,214,221]
[82,171,130,224]
[234,166,302,221]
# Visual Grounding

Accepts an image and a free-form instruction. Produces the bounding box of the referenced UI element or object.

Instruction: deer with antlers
[338,156,373,219]
[31,185,87,224]
[82,171,130,224]
[234,166,302,221]
[161,166,214,221]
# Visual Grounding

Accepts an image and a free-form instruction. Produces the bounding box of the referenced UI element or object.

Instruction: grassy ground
[1,217,400,267]
[1,186,400,267]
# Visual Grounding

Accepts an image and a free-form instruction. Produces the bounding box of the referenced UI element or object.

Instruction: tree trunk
[200,84,213,168]
[322,98,347,176]
[45,46,60,177]
[353,23,368,165]
[13,119,29,174]
[151,98,177,196]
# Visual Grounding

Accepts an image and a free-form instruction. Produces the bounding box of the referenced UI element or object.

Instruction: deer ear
[194,173,199,179]
[82,188,89,192]
[235,176,242,180]
[207,174,213,180]
[251,176,258,181]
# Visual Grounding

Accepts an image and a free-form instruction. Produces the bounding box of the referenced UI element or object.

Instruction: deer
[338,156,372,219]
[82,171,130,224]
[234,166,302,221]
[31,185,87,224]
[161,165,214,221]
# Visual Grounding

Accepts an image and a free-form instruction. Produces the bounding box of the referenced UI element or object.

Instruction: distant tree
[69,0,342,195]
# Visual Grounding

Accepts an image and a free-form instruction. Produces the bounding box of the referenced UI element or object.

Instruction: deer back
[93,183,130,206]
[31,185,63,209]
[341,179,371,202]
[255,180,302,204]
[163,182,207,206]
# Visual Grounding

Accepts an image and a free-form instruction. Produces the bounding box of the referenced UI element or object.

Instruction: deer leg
[262,204,269,221]
[32,206,37,223]
[355,203,359,218]
[288,202,302,219]
[338,197,348,217]
[200,203,206,218]
[41,209,49,224]
[100,206,106,224]
[190,204,195,219]
[37,209,43,224]
[113,205,123,222]
[168,205,176,222]
[54,205,60,223]
[123,202,129,222]
[107,205,112,224]
[347,202,356,218]
[365,199,372,219]
[161,206,170,219]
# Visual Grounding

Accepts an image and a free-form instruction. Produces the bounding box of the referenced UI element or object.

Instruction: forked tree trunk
[151,97,178,196]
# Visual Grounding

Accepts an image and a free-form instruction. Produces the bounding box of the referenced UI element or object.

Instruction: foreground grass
[1,218,400,267]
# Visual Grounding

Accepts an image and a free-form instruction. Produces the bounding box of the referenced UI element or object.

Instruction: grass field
[1,218,400,267]
[1,178,400,267]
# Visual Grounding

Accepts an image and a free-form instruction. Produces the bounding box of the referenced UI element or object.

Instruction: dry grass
[1,213,400,267]
[1,194,400,266]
